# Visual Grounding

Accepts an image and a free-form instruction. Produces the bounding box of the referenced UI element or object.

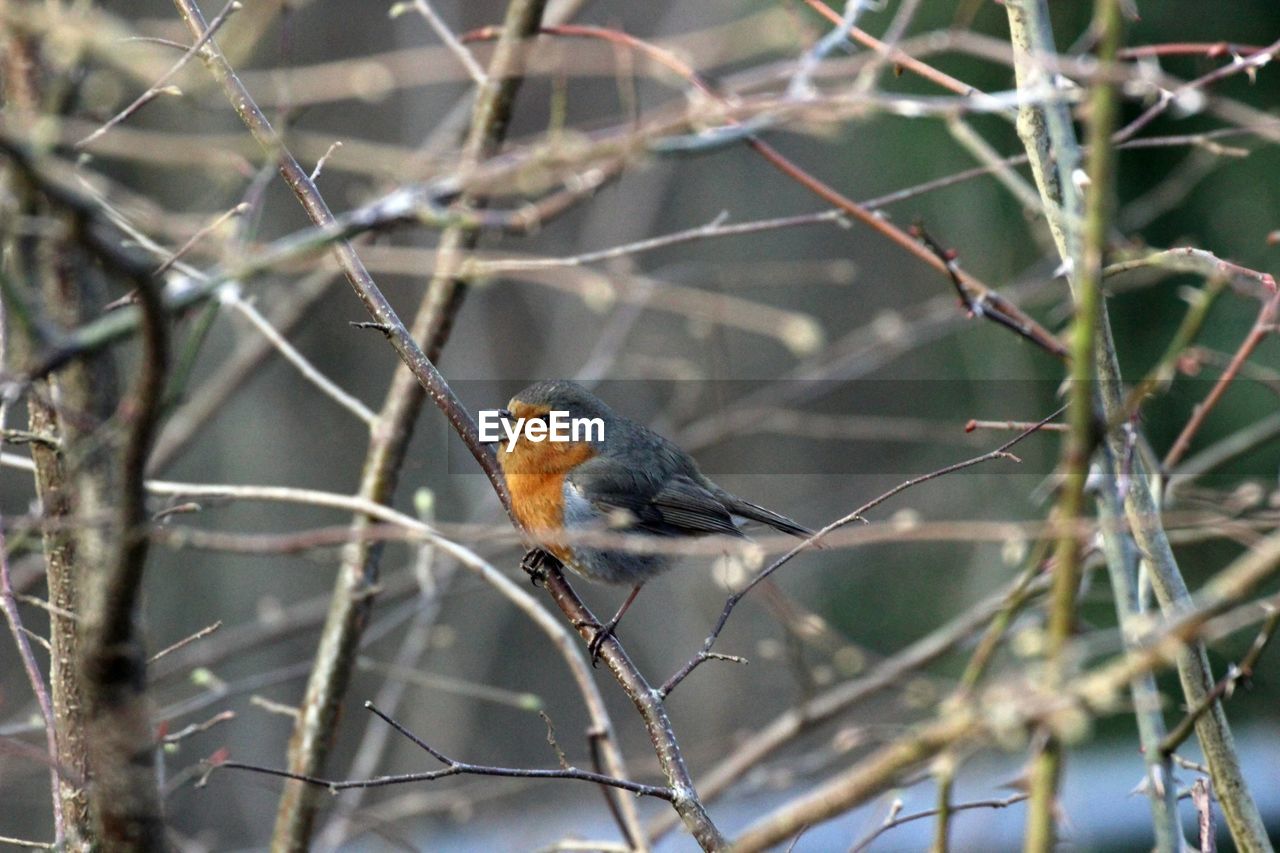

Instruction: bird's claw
[520,549,553,587]
[585,619,619,667]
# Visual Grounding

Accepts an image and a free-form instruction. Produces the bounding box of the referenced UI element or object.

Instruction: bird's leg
[586,583,644,666]
[520,548,555,587]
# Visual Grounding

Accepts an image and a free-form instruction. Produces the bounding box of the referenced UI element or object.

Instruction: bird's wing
[567,459,743,538]
[648,475,745,537]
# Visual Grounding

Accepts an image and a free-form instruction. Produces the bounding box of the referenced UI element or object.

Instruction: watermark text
[479,410,604,452]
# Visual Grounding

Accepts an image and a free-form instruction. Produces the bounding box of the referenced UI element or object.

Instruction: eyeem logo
[478,410,605,453]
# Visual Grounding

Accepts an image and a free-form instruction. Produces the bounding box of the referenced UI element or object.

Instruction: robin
[495,379,814,661]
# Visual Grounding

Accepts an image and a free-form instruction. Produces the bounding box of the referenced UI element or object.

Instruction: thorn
[349,321,392,336]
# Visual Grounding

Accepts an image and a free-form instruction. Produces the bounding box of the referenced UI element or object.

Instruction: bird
[494,379,814,661]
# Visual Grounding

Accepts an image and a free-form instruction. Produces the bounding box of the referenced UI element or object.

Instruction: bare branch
[207,702,673,801]
[147,621,222,665]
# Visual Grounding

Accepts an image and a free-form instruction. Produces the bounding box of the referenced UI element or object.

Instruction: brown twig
[912,223,1069,359]
[1118,42,1264,59]
[796,0,976,96]
[1163,290,1280,474]
[147,620,222,665]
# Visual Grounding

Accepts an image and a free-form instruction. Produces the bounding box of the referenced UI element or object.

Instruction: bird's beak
[498,407,514,422]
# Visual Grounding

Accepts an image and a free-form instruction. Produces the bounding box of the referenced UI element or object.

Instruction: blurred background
[2,0,1279,849]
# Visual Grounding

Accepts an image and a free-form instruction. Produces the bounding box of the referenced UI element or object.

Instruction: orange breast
[500,440,598,564]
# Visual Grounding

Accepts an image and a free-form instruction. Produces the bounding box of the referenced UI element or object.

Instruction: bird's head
[496,380,608,475]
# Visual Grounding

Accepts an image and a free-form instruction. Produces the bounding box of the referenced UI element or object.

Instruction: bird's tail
[724,497,815,540]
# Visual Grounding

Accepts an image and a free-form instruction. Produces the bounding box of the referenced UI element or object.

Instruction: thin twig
[394,0,488,85]
[0,517,64,844]
[473,209,847,274]
[222,289,378,427]
[205,700,676,801]
[850,792,1028,852]
[1104,247,1277,298]
[308,141,343,183]
[912,224,1069,359]
[1163,290,1279,474]
[161,710,235,744]
[660,406,1063,698]
[154,202,249,275]
[965,419,1068,433]
[148,620,222,665]
[0,836,54,850]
